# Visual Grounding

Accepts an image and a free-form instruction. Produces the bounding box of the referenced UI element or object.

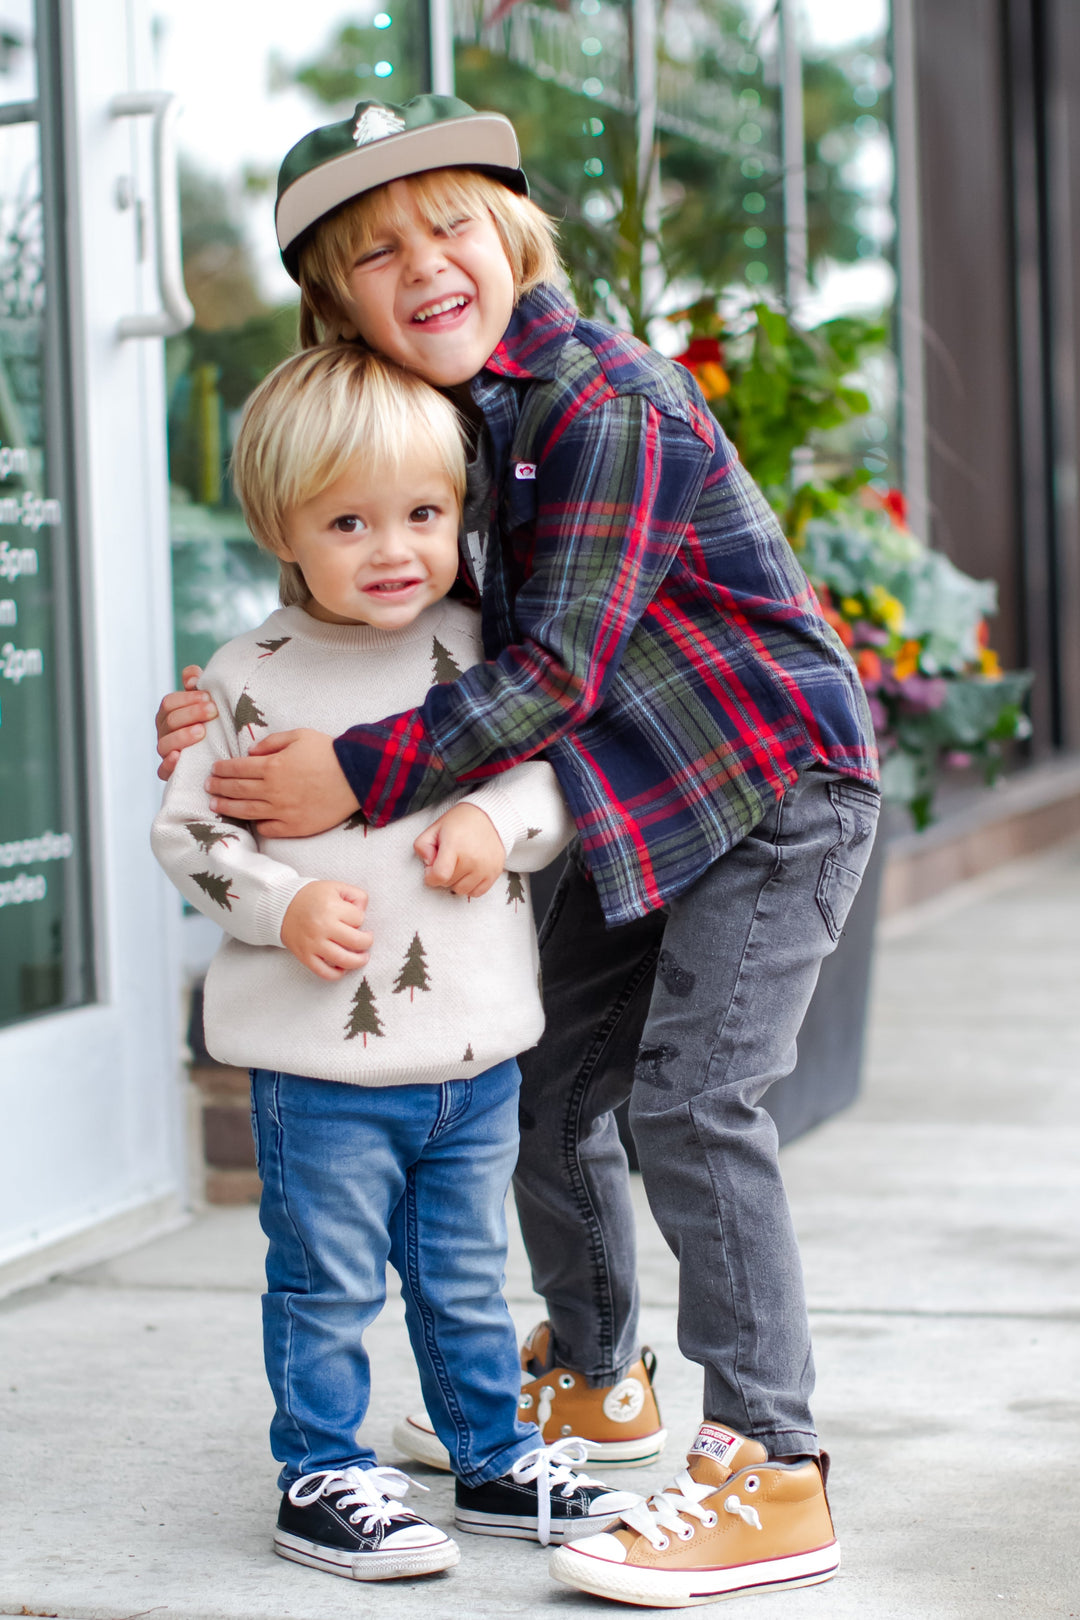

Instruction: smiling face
[279,448,461,631]
[336,179,516,387]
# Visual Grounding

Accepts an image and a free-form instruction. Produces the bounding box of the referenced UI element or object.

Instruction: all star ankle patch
[690,1423,741,1468]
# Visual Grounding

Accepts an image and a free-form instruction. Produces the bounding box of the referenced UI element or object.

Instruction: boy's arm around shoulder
[150,647,316,945]
[335,390,715,824]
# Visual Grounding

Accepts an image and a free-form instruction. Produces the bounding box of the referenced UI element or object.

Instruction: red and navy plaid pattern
[335,285,878,925]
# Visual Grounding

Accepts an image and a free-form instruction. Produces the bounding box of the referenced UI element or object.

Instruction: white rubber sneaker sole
[274,1527,460,1581]
[454,1507,622,1543]
[549,1539,840,1606]
[393,1413,667,1471]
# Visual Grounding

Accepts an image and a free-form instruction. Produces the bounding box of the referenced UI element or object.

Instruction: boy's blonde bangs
[298,169,561,348]
[231,345,467,607]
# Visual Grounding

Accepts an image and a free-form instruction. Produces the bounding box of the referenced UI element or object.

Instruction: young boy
[156,97,880,1605]
[151,344,641,1583]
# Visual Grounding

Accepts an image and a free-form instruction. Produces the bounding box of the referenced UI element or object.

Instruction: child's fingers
[157,721,207,761]
[413,826,439,866]
[157,749,180,783]
[335,883,369,914]
[316,937,371,974]
[328,918,373,958]
[449,867,498,899]
[301,950,344,982]
[156,688,215,733]
[181,665,205,690]
[423,840,461,888]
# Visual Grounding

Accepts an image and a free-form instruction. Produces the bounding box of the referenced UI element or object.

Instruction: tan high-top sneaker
[392,1320,667,1471]
[548,1421,839,1607]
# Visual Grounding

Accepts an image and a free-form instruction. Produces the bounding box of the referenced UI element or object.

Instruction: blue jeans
[250,1059,542,1488]
[514,766,880,1458]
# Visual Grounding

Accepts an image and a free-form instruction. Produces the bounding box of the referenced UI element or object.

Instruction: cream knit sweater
[152,601,573,1086]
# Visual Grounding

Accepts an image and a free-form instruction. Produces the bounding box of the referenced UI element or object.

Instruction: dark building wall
[913,0,1022,670]
[1045,0,1080,746]
[914,0,1080,751]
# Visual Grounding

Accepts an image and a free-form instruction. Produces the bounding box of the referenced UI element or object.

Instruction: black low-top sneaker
[275,1464,459,1581]
[454,1438,644,1546]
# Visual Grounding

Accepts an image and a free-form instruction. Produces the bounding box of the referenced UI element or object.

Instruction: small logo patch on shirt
[514,461,537,480]
[689,1423,740,1468]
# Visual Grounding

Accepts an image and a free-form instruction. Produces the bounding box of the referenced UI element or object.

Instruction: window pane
[0,1,93,1027]
[801,0,899,491]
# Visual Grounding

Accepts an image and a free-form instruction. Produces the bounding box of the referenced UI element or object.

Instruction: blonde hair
[232,344,467,607]
[296,168,562,348]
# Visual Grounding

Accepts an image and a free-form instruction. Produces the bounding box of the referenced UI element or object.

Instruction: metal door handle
[109,91,194,339]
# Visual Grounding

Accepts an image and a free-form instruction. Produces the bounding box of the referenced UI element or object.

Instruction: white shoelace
[618,1468,762,1551]
[287,1465,427,1535]
[510,1437,608,1547]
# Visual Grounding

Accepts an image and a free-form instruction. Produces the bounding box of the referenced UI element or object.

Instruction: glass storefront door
[0,0,92,1028]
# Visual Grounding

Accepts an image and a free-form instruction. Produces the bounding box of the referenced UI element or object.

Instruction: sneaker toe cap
[592,1489,643,1516]
[560,1529,629,1563]
[383,1523,453,1551]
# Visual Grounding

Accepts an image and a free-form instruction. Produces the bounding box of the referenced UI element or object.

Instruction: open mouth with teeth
[365,578,423,594]
[412,294,470,324]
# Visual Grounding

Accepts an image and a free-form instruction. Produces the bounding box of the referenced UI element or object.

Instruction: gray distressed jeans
[513,765,880,1459]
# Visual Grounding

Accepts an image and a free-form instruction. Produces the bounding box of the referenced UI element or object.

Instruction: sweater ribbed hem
[204,1031,543,1089]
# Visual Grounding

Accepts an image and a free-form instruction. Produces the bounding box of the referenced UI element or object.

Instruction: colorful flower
[672,336,731,401]
[883,488,907,528]
[891,639,922,681]
[896,674,948,712]
[867,584,906,634]
[856,648,882,684]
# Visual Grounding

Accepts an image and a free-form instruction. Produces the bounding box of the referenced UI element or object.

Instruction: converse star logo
[601,1377,645,1424]
[514,462,537,480]
[690,1422,740,1467]
[353,106,406,147]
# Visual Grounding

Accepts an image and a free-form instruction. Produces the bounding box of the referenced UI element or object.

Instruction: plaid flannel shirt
[334,284,878,926]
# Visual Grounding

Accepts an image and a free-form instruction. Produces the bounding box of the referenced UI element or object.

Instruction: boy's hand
[156,665,217,782]
[208,730,360,837]
[280,882,372,980]
[414,802,506,898]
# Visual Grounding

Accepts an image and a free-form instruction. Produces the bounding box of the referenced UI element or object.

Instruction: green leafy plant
[674,296,886,537]
[673,300,1033,828]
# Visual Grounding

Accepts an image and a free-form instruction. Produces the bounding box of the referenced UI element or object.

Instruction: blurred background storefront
[2,0,1079,1269]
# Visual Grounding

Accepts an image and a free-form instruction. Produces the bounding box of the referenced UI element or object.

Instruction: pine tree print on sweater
[393,933,431,1002]
[345,978,384,1045]
[233,688,267,741]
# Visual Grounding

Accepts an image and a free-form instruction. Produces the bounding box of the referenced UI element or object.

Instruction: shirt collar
[482,282,577,382]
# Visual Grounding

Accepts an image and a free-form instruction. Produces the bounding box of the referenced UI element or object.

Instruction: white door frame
[0,0,187,1294]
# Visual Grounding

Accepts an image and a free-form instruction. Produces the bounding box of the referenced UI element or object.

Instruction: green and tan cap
[276,93,528,280]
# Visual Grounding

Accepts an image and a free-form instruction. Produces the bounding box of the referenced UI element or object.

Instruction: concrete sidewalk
[2,839,1079,1619]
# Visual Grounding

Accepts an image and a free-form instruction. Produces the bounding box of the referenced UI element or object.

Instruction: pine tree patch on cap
[276,93,528,280]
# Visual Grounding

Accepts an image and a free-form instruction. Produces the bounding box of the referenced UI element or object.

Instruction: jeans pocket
[816,781,880,942]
